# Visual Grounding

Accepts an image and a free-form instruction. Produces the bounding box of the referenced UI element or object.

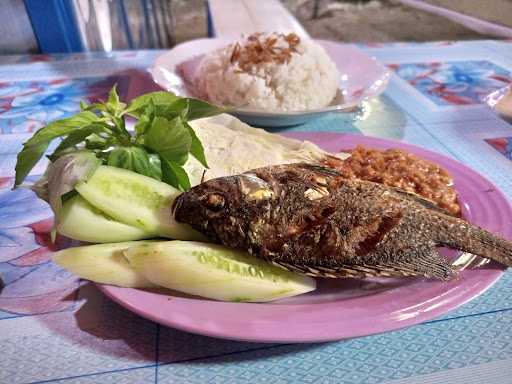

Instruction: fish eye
[201,193,225,211]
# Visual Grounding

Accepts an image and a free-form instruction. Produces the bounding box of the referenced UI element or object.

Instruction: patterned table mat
[0,41,512,384]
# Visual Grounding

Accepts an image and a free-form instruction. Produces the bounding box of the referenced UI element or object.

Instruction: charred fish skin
[174,163,512,280]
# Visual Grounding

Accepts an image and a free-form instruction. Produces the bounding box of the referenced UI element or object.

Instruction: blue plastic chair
[23,0,176,53]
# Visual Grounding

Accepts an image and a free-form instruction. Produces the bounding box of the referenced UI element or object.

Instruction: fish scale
[173,163,512,280]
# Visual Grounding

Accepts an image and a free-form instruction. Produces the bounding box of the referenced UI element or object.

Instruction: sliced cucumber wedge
[124,241,317,302]
[57,195,151,243]
[75,165,203,240]
[53,241,157,288]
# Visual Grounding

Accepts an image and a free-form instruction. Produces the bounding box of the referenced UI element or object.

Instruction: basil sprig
[14,86,224,191]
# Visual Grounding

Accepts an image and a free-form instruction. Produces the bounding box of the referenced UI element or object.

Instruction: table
[1,40,512,384]
[207,0,308,39]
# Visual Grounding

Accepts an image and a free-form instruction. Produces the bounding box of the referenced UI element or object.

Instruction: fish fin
[268,163,339,192]
[295,163,341,177]
[439,216,512,267]
[272,248,456,280]
[271,260,387,278]
[374,247,457,280]
[389,187,454,216]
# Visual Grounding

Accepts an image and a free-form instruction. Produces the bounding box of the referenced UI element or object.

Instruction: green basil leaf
[143,116,191,165]
[61,190,78,204]
[26,111,100,147]
[106,85,126,115]
[14,142,49,187]
[134,113,151,136]
[126,91,179,117]
[182,98,226,120]
[134,99,156,139]
[85,133,110,150]
[146,98,223,122]
[14,111,102,187]
[107,146,162,181]
[48,124,108,161]
[184,121,208,168]
[161,158,191,191]
[153,99,188,120]
[148,153,163,180]
[108,85,120,106]
[83,102,108,112]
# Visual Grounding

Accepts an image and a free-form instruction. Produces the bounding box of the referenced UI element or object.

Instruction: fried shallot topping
[230,32,301,73]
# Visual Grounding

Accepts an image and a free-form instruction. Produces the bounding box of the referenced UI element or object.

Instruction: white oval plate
[151,38,390,127]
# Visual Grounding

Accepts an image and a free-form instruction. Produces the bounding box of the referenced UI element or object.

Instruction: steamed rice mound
[195,32,340,111]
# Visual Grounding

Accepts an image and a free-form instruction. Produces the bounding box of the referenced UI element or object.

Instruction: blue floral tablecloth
[1,41,512,384]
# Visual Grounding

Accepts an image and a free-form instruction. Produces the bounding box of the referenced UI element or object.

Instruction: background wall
[0,0,38,54]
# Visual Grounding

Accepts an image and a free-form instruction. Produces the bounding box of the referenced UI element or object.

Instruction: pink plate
[99,133,511,343]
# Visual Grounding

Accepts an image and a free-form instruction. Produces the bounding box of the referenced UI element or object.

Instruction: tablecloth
[1,40,512,384]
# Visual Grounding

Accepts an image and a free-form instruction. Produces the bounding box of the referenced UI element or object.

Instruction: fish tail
[437,215,512,267]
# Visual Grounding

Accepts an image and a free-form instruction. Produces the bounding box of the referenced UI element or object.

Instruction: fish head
[173,172,275,243]
[173,176,238,229]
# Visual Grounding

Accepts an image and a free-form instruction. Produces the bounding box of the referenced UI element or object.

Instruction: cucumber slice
[57,195,151,243]
[53,241,157,288]
[75,166,203,240]
[124,241,316,302]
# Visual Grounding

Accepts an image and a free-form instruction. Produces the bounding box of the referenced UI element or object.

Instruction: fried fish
[173,163,512,280]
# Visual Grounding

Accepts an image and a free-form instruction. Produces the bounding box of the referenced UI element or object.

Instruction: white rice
[194,33,340,111]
